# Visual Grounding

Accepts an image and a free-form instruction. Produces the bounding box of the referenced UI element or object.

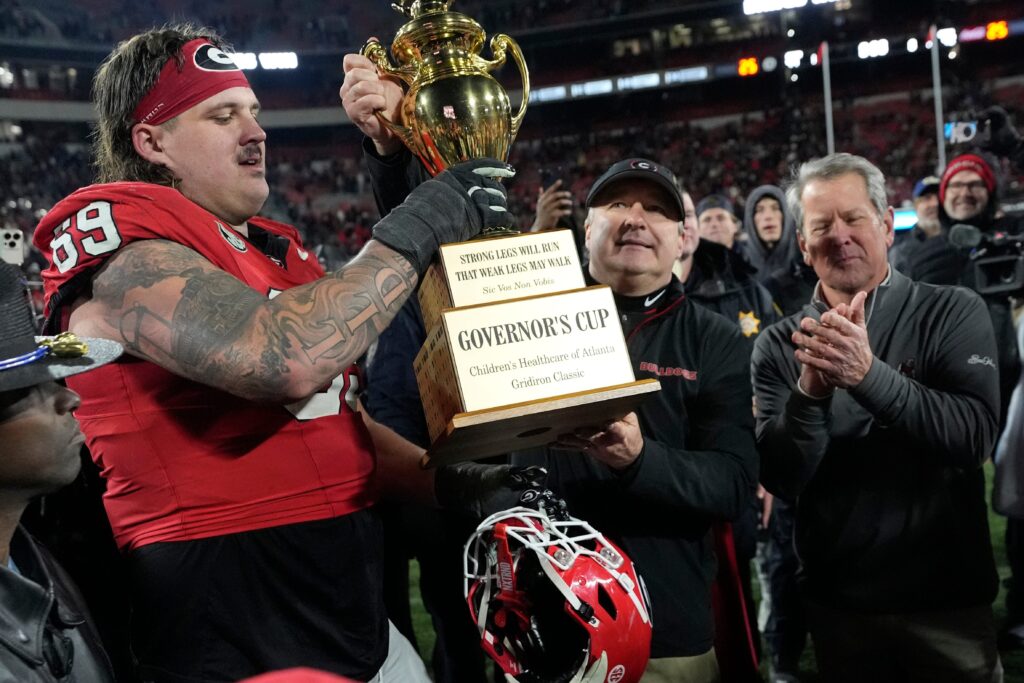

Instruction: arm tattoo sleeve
[88,238,417,402]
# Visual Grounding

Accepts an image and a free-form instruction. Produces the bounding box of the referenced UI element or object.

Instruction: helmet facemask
[465,505,652,683]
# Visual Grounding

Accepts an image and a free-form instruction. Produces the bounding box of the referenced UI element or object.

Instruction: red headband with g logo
[132,39,251,126]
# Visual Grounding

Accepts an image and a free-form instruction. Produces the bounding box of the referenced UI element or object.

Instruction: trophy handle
[486,34,530,138]
[359,38,420,152]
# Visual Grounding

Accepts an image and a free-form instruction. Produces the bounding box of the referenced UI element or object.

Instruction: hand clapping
[792,290,874,392]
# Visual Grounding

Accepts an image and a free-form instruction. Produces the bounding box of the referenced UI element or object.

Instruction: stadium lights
[857,39,889,59]
[258,52,298,70]
[616,73,661,90]
[526,65,709,105]
[231,52,258,70]
[663,66,710,84]
[936,27,958,47]
[569,79,613,97]
[743,0,838,15]
[231,52,298,70]
[530,85,567,103]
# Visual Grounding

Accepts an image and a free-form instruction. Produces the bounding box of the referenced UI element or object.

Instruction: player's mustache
[238,146,262,163]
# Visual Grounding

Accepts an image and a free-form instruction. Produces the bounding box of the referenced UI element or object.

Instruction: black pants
[757,498,806,671]
[130,511,388,683]
[382,502,490,683]
[805,601,1001,683]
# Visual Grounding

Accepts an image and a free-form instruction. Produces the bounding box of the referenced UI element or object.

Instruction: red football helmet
[464,501,652,683]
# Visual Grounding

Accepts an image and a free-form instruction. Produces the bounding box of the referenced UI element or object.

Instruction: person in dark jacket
[888,175,942,273]
[753,153,1002,682]
[0,262,122,682]
[742,185,800,282]
[696,194,739,249]
[677,194,781,342]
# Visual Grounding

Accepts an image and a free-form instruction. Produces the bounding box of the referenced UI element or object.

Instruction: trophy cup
[362,1,659,466]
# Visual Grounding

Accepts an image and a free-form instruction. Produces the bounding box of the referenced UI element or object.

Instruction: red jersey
[33,182,377,551]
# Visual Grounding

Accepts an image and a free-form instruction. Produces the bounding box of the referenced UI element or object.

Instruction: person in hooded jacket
[742,185,801,285]
[746,185,818,319]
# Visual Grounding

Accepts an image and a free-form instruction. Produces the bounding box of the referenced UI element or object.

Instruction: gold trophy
[361,0,528,180]
[362,2,659,466]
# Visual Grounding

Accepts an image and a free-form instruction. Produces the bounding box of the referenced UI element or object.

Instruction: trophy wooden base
[420,379,661,468]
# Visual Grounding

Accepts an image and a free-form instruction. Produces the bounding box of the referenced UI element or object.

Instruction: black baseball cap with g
[585,158,684,221]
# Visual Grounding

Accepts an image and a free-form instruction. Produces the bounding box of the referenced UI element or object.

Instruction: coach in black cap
[586,158,686,222]
[518,157,758,681]
[0,262,121,681]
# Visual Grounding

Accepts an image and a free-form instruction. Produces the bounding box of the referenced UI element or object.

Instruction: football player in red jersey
[31,24,518,683]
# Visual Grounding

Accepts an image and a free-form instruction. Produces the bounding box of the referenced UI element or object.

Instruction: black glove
[517,487,570,521]
[434,463,547,520]
[373,158,517,275]
[981,106,1023,162]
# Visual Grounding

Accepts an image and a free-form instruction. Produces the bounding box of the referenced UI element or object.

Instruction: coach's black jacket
[0,527,115,682]
[753,269,1000,613]
[515,275,758,658]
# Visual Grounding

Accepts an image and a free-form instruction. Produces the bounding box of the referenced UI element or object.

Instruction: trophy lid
[392,0,452,18]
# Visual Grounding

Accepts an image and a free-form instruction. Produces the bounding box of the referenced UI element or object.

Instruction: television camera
[948,223,1024,296]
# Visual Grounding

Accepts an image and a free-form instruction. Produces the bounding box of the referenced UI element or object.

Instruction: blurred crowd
[5,79,1022,274]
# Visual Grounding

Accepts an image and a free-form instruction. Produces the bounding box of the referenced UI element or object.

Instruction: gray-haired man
[752,153,1002,681]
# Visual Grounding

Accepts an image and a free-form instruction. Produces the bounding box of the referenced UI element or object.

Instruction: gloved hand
[981,106,1022,160]
[372,158,517,275]
[434,463,547,520]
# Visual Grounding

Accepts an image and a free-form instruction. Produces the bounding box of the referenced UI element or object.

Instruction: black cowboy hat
[0,262,122,393]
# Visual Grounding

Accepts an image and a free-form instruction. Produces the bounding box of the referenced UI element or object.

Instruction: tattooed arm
[68,238,417,403]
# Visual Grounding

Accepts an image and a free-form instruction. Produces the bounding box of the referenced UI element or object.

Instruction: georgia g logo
[217,222,248,252]
[194,43,241,72]
[630,160,656,173]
